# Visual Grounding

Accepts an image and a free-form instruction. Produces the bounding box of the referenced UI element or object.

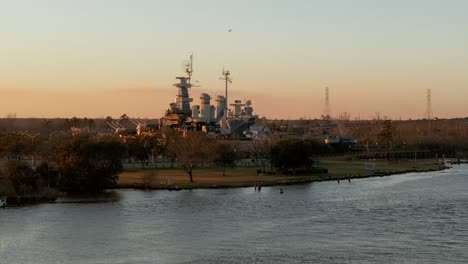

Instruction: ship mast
[172,54,194,115]
[185,54,194,86]
[220,69,232,108]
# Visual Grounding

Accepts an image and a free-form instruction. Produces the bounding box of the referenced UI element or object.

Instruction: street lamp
[20,132,40,168]
[49,130,67,140]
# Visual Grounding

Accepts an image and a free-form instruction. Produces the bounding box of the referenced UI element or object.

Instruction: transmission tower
[426,89,433,133]
[426,89,433,120]
[323,87,331,120]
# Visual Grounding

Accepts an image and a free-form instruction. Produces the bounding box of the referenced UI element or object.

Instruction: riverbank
[117,160,447,190]
[2,195,57,206]
[1,189,59,207]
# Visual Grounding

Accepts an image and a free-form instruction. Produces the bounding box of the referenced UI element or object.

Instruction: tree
[120,114,129,122]
[125,134,163,168]
[214,141,238,176]
[378,120,396,149]
[35,162,59,189]
[52,135,126,193]
[168,131,212,183]
[271,139,308,173]
[271,139,326,174]
[5,112,17,131]
[0,134,29,160]
[146,133,165,164]
[250,139,269,162]
[2,160,39,195]
[70,116,81,127]
[126,137,149,168]
[0,172,15,196]
[249,139,271,172]
[42,118,52,132]
[248,135,282,172]
[63,118,72,129]
[88,119,96,129]
[160,128,179,168]
[339,112,351,121]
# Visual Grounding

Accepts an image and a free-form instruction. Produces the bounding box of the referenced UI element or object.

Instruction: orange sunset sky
[1,1,467,119]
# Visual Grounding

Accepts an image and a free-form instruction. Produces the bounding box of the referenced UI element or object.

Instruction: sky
[0,0,467,119]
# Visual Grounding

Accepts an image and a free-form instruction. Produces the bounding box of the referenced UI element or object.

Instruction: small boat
[0,196,7,208]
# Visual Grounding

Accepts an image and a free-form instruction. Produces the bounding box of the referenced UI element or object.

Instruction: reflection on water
[57,190,123,204]
[1,165,468,264]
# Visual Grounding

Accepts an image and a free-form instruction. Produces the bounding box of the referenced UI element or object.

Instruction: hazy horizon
[1,0,467,119]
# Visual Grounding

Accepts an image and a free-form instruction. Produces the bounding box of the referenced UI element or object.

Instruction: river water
[1,165,468,264]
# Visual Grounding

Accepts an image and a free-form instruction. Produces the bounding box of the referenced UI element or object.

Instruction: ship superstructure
[162,55,258,137]
[161,55,194,127]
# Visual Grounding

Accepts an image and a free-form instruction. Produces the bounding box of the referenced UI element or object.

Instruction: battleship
[161,55,259,137]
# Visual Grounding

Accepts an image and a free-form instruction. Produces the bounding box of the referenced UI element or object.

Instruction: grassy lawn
[119,166,310,189]
[118,160,444,189]
[316,160,442,180]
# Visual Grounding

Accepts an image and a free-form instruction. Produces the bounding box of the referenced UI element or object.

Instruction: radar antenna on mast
[220,68,232,106]
[185,54,194,86]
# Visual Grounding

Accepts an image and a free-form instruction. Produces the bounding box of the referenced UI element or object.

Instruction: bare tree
[169,131,212,183]
[248,135,281,172]
[249,139,270,167]
[378,119,396,149]
[5,113,17,131]
[339,112,351,121]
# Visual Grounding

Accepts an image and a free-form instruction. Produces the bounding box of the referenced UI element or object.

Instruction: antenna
[220,68,232,106]
[185,54,194,85]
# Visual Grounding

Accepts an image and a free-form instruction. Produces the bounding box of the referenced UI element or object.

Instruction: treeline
[0,134,126,198]
[260,118,468,155]
[375,120,468,155]
[2,128,464,198]
[0,117,106,133]
[0,116,159,133]
[0,131,336,196]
